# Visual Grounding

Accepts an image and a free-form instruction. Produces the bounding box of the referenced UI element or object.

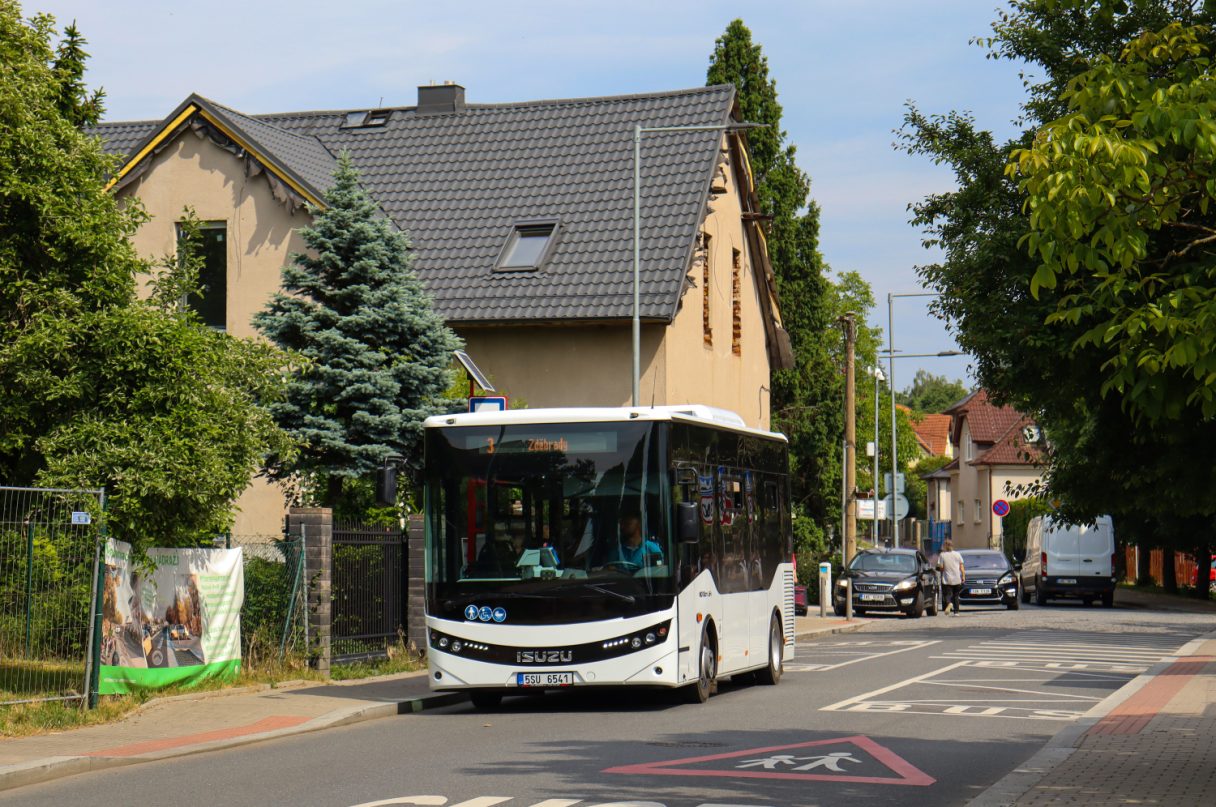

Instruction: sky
[34,0,1031,390]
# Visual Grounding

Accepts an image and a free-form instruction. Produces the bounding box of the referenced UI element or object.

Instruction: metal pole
[874,370,880,546]
[25,520,34,657]
[632,124,642,407]
[844,315,857,566]
[888,292,898,547]
[87,488,108,709]
[845,578,853,621]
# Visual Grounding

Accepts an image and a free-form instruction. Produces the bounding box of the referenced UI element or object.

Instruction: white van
[1019,515,1116,607]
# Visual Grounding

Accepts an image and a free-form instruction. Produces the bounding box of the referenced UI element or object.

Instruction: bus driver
[607,511,664,569]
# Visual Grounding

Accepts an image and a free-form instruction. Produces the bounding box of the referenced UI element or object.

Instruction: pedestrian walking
[938,539,965,615]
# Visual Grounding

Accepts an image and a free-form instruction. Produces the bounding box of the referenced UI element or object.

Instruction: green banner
[98,539,245,695]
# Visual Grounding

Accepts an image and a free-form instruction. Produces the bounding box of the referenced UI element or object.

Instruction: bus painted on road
[422,405,794,708]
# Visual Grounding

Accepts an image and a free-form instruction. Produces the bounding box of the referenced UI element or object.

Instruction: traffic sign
[857,499,889,520]
[883,493,910,521]
[992,499,1010,518]
[884,472,906,494]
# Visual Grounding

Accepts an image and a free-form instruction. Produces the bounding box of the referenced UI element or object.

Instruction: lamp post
[632,121,766,405]
[880,340,963,549]
[868,365,884,546]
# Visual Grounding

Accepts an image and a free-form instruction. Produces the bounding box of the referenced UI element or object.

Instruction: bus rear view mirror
[677,501,700,543]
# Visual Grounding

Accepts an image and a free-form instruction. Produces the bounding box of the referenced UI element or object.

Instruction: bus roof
[424,405,788,443]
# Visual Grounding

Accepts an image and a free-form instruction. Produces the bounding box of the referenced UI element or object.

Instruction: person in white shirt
[937,539,966,616]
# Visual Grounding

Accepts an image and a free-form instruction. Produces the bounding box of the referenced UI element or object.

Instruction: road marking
[822,661,970,712]
[787,640,938,672]
[603,735,935,786]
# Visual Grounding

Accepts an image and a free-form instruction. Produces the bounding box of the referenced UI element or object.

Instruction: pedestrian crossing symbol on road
[603,735,935,786]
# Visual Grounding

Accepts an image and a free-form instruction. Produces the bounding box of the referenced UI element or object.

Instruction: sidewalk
[971,628,1216,806]
[0,613,866,794]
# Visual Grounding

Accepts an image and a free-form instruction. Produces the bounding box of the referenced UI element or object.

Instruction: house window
[975,499,982,523]
[495,222,557,271]
[702,233,712,346]
[341,109,391,129]
[731,248,742,356]
[957,499,965,526]
[179,222,226,330]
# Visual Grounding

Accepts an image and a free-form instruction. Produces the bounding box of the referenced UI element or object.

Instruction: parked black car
[833,548,941,618]
[958,550,1019,610]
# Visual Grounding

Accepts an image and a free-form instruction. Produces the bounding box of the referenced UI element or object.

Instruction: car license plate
[517,672,573,687]
[970,588,992,595]
[1058,578,1076,584]
[860,593,886,602]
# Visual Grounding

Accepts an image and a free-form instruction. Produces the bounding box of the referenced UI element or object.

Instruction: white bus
[422,405,794,708]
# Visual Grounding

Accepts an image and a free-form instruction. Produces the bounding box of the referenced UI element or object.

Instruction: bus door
[717,467,751,671]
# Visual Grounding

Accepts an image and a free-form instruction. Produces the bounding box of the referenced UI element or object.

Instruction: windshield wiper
[584,583,636,603]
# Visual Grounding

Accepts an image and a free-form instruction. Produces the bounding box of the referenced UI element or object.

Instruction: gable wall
[664,135,772,430]
[116,131,310,537]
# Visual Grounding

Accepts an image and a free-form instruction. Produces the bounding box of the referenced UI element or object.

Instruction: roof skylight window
[341,109,391,129]
[495,222,557,271]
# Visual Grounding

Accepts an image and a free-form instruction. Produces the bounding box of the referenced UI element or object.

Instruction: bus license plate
[1058,578,1076,584]
[860,593,886,602]
[517,672,573,687]
[970,588,992,595]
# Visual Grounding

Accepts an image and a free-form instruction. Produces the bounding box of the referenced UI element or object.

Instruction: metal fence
[226,535,307,666]
[332,523,405,663]
[0,486,104,707]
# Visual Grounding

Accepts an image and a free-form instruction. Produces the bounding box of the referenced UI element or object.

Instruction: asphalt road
[9,598,1214,807]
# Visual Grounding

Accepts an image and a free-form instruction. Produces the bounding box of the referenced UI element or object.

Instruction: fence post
[87,489,108,708]
[288,507,332,676]
[25,520,34,657]
[406,514,425,654]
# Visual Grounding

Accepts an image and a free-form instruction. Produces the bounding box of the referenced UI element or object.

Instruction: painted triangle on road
[603,734,935,786]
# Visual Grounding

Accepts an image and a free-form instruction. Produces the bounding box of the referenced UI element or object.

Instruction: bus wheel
[469,690,502,710]
[686,627,717,703]
[755,614,783,686]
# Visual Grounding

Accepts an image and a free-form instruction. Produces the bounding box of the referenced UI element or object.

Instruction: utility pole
[843,314,857,566]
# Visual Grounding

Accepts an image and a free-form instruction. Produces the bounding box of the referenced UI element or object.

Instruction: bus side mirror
[677,501,700,543]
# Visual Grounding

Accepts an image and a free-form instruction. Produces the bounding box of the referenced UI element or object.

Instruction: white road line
[821,660,970,711]
[792,639,938,672]
[919,680,1102,700]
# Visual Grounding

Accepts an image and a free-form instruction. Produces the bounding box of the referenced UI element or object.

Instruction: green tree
[707,20,838,538]
[0,4,293,548]
[254,153,462,507]
[896,370,970,415]
[898,0,1216,595]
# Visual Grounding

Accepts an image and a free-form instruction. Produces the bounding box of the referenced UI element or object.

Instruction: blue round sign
[492,607,507,623]
[992,499,1011,518]
[464,604,479,621]
[478,606,493,622]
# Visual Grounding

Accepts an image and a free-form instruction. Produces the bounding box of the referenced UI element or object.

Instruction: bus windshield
[425,421,673,624]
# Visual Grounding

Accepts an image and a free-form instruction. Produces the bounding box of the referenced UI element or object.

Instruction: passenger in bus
[605,511,664,569]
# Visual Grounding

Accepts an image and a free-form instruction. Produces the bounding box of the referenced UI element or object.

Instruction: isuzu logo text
[516,650,573,663]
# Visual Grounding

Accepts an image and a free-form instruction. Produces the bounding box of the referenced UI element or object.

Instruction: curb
[966,631,1216,807]
[0,689,465,795]
[795,619,872,640]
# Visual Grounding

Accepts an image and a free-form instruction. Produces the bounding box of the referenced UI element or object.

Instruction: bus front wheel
[686,626,717,704]
[755,613,783,686]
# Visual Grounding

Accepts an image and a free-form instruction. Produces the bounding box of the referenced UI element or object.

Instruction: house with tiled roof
[942,389,1045,549]
[94,83,792,535]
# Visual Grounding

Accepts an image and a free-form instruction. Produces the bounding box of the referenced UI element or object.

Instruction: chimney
[417,82,466,115]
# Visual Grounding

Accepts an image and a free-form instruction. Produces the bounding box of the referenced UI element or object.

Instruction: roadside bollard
[845,578,853,621]
[818,561,831,618]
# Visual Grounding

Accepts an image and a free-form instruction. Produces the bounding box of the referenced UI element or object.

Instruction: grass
[1,643,426,738]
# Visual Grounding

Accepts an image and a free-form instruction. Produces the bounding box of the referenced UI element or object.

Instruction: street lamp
[886,290,964,546]
[868,365,884,546]
[631,121,767,405]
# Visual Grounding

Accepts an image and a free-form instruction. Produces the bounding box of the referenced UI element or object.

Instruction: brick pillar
[406,514,426,655]
[288,507,332,676]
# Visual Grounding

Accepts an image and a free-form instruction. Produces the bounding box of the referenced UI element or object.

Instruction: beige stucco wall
[116,131,311,537]
[457,324,663,409]
[663,136,771,430]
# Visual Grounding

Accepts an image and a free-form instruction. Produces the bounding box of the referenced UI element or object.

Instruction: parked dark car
[958,550,1019,610]
[833,548,940,618]
[794,584,808,616]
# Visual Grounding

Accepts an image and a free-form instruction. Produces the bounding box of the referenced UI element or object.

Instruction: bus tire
[685,625,717,704]
[469,690,503,710]
[755,613,783,686]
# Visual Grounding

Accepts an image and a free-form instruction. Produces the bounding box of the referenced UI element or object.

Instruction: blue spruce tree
[255,153,460,506]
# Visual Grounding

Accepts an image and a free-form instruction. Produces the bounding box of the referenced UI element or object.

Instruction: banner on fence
[98,539,244,694]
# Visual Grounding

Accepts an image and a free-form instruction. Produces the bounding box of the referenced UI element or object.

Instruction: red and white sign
[603,734,935,786]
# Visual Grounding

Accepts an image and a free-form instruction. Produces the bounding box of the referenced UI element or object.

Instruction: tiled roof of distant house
[913,413,952,456]
[973,416,1045,467]
[945,388,1024,446]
